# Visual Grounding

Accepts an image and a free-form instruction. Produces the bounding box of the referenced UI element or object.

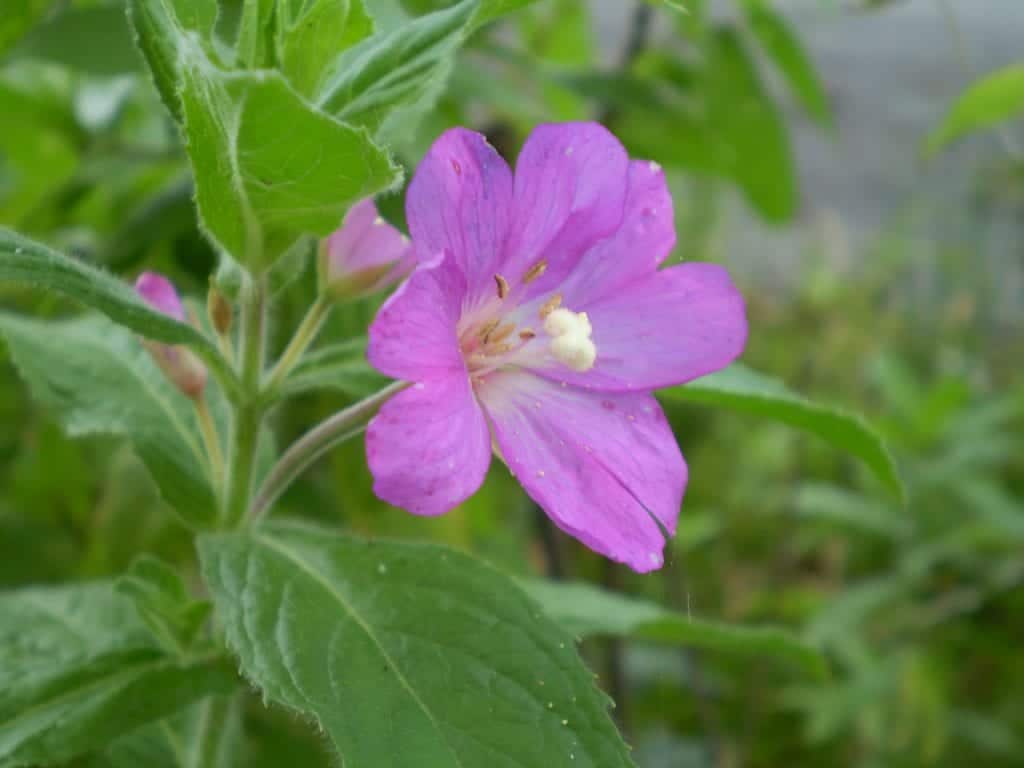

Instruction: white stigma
[543,308,596,372]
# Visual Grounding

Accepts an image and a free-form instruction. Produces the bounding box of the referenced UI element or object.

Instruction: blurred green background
[1,1,1022,766]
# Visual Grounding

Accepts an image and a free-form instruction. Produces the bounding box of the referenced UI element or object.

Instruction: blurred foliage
[0,0,1021,766]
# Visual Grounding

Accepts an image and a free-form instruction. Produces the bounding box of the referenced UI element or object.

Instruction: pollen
[477,318,500,340]
[544,308,597,372]
[538,294,563,319]
[486,322,516,345]
[494,273,510,299]
[523,260,547,284]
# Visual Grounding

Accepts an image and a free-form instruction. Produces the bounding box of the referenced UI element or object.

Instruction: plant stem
[191,695,237,768]
[250,381,408,520]
[264,295,331,395]
[217,329,236,368]
[194,396,225,490]
[223,277,266,527]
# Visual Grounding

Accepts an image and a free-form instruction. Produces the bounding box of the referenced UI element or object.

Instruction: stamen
[484,342,512,356]
[518,329,536,341]
[477,318,500,340]
[538,294,562,319]
[494,273,510,299]
[486,323,516,345]
[523,260,547,284]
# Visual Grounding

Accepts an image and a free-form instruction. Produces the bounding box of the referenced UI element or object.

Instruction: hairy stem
[223,277,266,527]
[194,396,224,491]
[250,381,408,520]
[264,295,331,395]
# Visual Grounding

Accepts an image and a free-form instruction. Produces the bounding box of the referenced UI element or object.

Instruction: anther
[519,329,536,341]
[477,318,500,340]
[494,273,510,299]
[523,260,547,284]
[484,342,512,356]
[486,323,516,345]
[539,294,562,319]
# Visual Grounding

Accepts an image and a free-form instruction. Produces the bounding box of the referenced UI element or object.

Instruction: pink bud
[134,271,208,399]
[135,271,187,322]
[319,199,413,300]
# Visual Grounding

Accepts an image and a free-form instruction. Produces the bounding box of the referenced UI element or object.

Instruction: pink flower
[135,271,207,398]
[365,123,747,572]
[319,198,414,299]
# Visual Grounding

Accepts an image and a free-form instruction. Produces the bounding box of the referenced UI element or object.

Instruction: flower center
[461,262,598,377]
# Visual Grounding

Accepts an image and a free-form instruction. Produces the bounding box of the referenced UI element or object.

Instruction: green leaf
[0,581,236,767]
[0,314,220,525]
[131,0,400,269]
[0,0,51,55]
[17,5,140,75]
[362,0,409,31]
[276,0,375,97]
[128,0,219,121]
[179,61,400,269]
[619,29,797,221]
[524,580,827,679]
[661,363,904,501]
[0,229,237,395]
[316,0,472,130]
[282,337,388,398]
[0,83,78,226]
[236,0,278,68]
[198,521,635,768]
[87,696,246,768]
[793,483,911,540]
[117,555,213,654]
[741,0,831,127]
[927,64,1024,154]
[315,0,538,133]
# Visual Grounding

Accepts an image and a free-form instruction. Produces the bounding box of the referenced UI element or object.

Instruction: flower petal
[537,263,748,392]
[367,374,491,517]
[324,198,411,286]
[557,159,675,305]
[135,272,186,322]
[479,372,686,572]
[405,127,513,300]
[503,122,629,299]
[367,250,467,382]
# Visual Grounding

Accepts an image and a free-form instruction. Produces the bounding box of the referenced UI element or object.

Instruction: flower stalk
[249,380,408,521]
[194,395,225,490]
[263,294,331,395]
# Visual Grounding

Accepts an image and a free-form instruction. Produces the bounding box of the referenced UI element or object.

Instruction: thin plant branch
[250,381,409,520]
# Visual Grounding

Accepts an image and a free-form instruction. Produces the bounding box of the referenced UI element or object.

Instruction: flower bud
[207,282,233,336]
[318,199,413,300]
[135,272,208,399]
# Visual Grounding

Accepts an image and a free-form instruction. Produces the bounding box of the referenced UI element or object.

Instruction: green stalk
[223,277,266,527]
[263,295,331,395]
[249,381,408,520]
[194,395,225,492]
